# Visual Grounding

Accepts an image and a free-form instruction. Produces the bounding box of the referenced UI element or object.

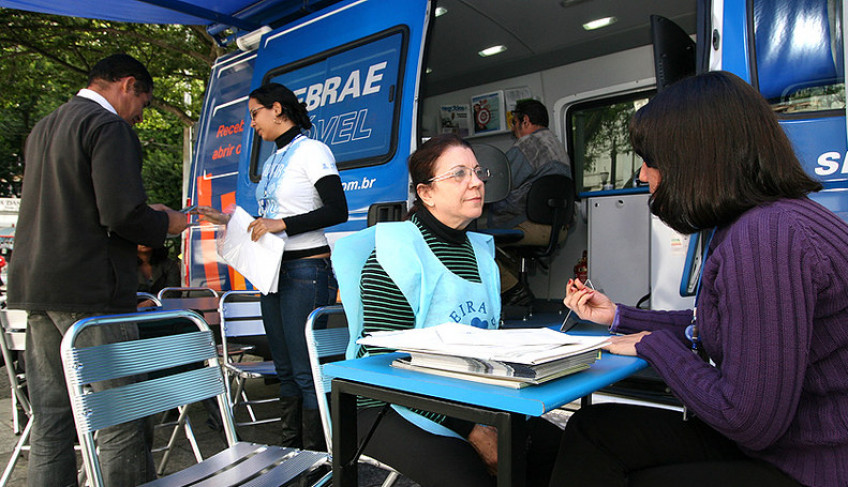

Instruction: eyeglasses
[427,165,491,184]
[249,106,265,121]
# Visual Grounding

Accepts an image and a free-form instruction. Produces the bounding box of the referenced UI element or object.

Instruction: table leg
[331,382,358,487]
[495,411,527,487]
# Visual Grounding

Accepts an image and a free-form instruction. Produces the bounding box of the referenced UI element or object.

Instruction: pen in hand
[560,278,595,332]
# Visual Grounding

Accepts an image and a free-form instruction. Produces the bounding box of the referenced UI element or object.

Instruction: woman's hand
[194,206,231,225]
[467,424,498,476]
[247,217,286,241]
[563,278,617,326]
[603,331,651,356]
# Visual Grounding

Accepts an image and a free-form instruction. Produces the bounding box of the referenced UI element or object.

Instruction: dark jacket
[8,96,168,312]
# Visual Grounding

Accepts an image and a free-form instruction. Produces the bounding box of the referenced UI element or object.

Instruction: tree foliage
[0,9,234,209]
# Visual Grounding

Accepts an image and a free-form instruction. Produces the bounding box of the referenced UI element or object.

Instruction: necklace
[682,226,716,420]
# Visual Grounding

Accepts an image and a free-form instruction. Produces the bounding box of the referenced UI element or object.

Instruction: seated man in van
[489,99,572,306]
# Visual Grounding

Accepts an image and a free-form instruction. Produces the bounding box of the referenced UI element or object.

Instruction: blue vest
[331,221,501,438]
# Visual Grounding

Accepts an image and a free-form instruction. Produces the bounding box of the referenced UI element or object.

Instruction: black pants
[358,406,561,487]
[548,404,802,487]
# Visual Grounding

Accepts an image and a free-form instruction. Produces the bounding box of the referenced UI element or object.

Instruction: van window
[249,29,406,181]
[754,0,845,114]
[567,93,652,193]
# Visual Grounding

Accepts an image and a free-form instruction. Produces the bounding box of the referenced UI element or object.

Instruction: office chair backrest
[472,143,511,204]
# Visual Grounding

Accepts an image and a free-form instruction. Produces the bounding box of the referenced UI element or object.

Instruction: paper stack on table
[357,323,610,388]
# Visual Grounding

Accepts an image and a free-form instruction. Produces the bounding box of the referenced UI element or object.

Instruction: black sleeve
[283,174,348,236]
[91,120,168,246]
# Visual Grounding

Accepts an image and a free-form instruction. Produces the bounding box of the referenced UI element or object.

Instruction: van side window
[754,0,845,114]
[249,29,406,181]
[567,93,652,193]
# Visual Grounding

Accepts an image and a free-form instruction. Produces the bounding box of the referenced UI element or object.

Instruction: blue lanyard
[684,227,717,353]
[257,134,302,216]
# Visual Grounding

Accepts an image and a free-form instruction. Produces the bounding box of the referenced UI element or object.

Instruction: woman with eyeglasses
[332,133,561,487]
[550,71,848,487]
[196,82,347,451]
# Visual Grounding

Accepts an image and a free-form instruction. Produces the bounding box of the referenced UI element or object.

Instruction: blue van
[2,0,842,305]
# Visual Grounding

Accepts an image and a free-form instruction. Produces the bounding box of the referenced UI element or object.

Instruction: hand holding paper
[247,217,286,241]
[217,206,286,294]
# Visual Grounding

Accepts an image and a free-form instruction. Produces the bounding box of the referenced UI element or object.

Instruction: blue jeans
[260,258,336,410]
[25,310,155,487]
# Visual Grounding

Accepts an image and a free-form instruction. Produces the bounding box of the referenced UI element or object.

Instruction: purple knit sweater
[613,198,848,487]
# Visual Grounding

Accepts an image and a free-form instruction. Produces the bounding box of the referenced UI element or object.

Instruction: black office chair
[507,174,576,316]
[471,144,575,314]
[472,143,512,204]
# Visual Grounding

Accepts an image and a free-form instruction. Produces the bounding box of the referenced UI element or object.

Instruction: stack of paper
[217,206,286,294]
[357,323,609,388]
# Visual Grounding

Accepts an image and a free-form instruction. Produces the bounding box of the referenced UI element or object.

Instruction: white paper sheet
[217,206,286,294]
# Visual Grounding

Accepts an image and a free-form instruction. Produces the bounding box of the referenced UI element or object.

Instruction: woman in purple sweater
[550,71,848,487]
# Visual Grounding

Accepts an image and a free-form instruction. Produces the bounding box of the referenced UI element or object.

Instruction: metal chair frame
[61,309,329,487]
[159,287,254,362]
[136,291,162,308]
[0,308,30,486]
[305,305,399,487]
[138,290,206,474]
[218,290,281,427]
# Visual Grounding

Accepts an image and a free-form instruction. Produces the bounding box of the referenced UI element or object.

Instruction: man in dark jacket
[7,54,188,486]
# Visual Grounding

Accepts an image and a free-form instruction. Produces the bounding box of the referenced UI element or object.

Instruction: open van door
[718,0,847,218]
[187,0,430,290]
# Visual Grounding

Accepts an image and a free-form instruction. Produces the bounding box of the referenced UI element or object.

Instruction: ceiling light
[582,16,617,30]
[478,45,507,57]
[435,6,448,17]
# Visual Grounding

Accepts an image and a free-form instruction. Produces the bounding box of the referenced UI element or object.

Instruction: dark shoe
[202,398,223,431]
[301,407,326,451]
[502,283,534,306]
[280,396,303,448]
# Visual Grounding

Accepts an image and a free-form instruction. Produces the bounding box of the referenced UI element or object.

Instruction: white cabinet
[650,215,696,310]
[587,193,651,306]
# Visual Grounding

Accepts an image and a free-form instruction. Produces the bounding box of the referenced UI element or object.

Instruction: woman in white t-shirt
[197,83,347,451]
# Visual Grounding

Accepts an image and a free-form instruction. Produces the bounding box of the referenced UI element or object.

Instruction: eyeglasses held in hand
[427,165,491,184]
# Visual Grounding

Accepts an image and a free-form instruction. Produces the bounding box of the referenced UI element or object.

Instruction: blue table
[325,351,646,487]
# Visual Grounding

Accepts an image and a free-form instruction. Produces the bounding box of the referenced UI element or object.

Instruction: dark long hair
[408,133,472,216]
[249,82,312,130]
[630,71,821,234]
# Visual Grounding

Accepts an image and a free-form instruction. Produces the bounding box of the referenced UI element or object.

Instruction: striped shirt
[356,212,481,426]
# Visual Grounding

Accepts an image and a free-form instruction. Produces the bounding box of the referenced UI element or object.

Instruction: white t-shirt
[256,134,339,251]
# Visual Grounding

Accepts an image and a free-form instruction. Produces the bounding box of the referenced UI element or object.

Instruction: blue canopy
[0,0,342,42]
